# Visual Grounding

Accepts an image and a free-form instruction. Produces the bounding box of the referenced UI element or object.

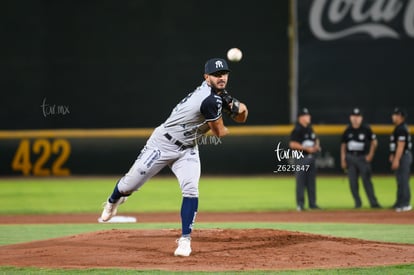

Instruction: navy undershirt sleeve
[200,94,222,121]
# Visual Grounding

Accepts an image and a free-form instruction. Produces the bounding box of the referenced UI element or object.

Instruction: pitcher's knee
[181,182,199,198]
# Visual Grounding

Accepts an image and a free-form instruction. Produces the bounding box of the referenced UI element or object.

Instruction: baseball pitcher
[100,58,248,256]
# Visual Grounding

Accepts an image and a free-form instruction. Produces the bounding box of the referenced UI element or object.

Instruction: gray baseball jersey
[162,80,223,145]
[117,80,224,198]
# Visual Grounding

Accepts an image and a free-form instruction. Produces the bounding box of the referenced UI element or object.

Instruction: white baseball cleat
[100,197,127,222]
[396,205,412,212]
[174,237,192,257]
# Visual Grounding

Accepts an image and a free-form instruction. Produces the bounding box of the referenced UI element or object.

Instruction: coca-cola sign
[309,0,414,40]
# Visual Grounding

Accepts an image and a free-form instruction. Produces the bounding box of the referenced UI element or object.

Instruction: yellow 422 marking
[12,139,71,176]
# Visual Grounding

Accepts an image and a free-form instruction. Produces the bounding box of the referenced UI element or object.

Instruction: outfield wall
[1,0,289,129]
[0,125,411,176]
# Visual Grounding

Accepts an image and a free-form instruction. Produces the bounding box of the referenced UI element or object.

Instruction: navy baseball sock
[181,197,198,237]
[108,182,123,203]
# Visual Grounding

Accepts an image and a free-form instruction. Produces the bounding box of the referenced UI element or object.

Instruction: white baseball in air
[227,48,243,62]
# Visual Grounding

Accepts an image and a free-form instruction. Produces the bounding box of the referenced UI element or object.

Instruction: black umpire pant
[345,153,379,208]
[395,151,412,208]
[294,155,317,208]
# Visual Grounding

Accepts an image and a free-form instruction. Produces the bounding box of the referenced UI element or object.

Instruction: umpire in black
[390,107,412,212]
[289,108,321,211]
[340,108,381,209]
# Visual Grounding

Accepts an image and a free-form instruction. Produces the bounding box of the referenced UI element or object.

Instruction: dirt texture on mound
[1,211,414,271]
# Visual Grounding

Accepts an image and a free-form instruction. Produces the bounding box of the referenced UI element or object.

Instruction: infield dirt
[1,210,414,271]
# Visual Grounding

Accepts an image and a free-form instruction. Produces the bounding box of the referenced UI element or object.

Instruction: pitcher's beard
[212,82,226,93]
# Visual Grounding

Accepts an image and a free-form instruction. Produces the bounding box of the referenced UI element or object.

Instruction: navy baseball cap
[298,107,310,117]
[204,58,230,75]
[350,108,362,116]
[393,107,407,117]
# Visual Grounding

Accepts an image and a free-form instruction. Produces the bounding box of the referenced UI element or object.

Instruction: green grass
[1,176,413,274]
[0,176,407,214]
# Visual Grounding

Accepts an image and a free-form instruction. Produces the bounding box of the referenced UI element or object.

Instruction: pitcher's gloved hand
[220,90,240,118]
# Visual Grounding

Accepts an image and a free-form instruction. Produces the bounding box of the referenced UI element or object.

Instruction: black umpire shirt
[342,124,376,155]
[390,122,412,154]
[290,122,317,155]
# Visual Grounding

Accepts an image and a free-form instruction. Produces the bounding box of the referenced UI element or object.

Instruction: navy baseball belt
[164,133,193,150]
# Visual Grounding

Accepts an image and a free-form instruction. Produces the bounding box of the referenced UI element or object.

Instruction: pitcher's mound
[1,229,414,271]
